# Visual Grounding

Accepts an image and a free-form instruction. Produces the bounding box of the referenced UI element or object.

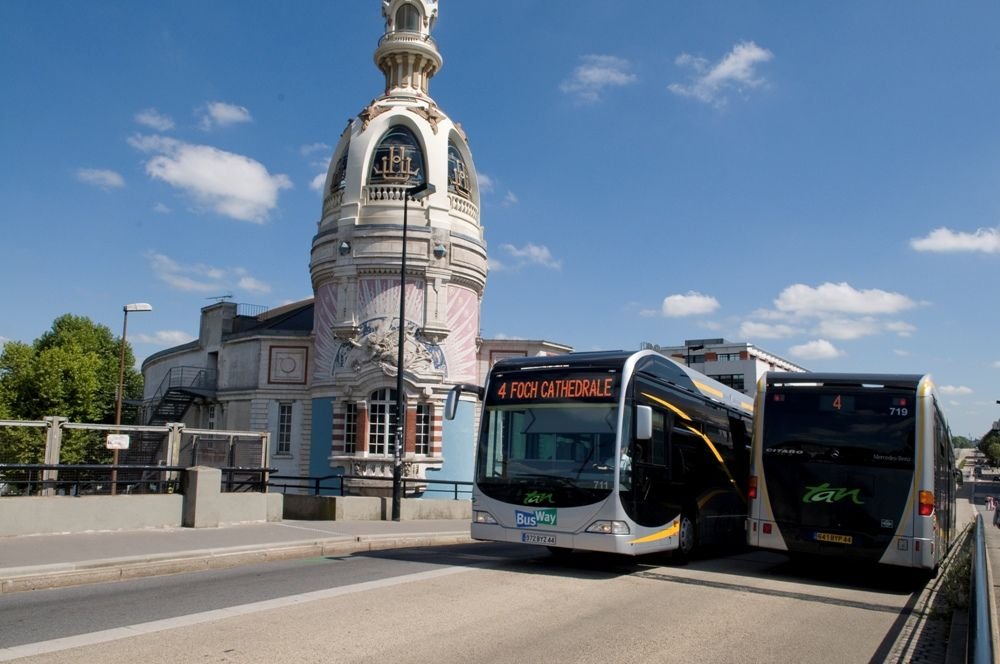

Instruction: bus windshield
[763,388,915,468]
[476,403,619,506]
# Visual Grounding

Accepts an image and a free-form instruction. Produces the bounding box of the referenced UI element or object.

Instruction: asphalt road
[0,542,925,663]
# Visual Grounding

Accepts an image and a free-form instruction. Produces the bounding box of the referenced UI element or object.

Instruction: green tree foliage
[953,435,975,449]
[0,314,144,463]
[980,429,1000,467]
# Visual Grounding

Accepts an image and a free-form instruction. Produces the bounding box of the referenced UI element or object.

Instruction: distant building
[640,338,807,396]
[140,2,572,495]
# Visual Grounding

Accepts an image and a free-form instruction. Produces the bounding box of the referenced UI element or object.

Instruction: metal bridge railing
[0,464,273,496]
[269,474,472,500]
[969,512,995,664]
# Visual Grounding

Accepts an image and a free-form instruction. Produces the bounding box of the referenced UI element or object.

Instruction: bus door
[623,407,674,528]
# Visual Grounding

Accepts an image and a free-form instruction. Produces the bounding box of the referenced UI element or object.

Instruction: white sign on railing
[105,434,130,450]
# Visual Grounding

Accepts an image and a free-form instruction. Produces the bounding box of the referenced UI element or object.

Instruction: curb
[0,532,474,594]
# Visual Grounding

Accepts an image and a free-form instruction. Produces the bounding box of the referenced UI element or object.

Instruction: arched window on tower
[447,142,472,200]
[370,125,426,187]
[395,3,421,32]
[329,149,349,194]
[367,388,399,455]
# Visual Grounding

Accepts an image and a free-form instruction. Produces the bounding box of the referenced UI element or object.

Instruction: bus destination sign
[489,373,619,404]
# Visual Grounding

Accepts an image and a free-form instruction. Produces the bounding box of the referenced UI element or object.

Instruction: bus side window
[648,409,668,466]
[728,416,750,451]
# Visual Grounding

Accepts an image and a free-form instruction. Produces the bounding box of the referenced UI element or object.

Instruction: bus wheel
[674,513,697,562]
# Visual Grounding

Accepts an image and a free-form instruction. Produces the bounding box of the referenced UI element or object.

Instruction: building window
[277,403,293,455]
[370,126,425,186]
[395,3,420,31]
[415,403,431,455]
[711,374,746,391]
[344,402,357,454]
[368,388,398,455]
[447,142,472,199]
[330,149,348,193]
[207,405,217,430]
[716,353,741,362]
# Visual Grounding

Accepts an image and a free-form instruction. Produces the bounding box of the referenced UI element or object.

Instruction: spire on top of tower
[375,1,442,99]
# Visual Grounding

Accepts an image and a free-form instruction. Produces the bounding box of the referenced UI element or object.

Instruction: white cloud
[739,321,798,339]
[235,271,271,295]
[669,41,773,107]
[76,168,125,190]
[146,251,272,295]
[813,317,881,340]
[200,101,252,130]
[152,202,171,214]
[884,321,915,337]
[560,54,637,104]
[788,339,842,360]
[910,226,1000,254]
[300,142,330,156]
[135,108,174,131]
[499,243,561,270]
[490,332,524,341]
[310,172,326,192]
[661,291,719,317]
[893,349,910,357]
[474,172,516,206]
[128,133,179,153]
[993,360,1000,369]
[477,173,495,193]
[775,282,916,316]
[939,385,974,395]
[130,133,291,223]
[133,330,196,346]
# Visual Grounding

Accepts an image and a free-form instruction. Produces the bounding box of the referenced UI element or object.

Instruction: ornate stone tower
[310,0,487,491]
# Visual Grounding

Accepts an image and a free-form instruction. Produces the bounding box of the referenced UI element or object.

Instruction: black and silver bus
[747,372,957,571]
[446,350,754,558]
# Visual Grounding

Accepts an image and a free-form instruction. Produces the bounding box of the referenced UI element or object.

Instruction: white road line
[0,566,471,661]
[273,522,353,536]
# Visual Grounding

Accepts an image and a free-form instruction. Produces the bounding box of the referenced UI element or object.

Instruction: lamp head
[407,182,436,201]
[123,303,153,313]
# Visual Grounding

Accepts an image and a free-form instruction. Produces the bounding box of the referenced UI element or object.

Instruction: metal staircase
[124,367,217,467]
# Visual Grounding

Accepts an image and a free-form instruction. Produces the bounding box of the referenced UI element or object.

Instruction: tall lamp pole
[393,181,435,521]
[112,302,152,495]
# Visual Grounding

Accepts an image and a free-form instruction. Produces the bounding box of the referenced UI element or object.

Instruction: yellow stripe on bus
[697,489,727,509]
[687,426,745,503]
[693,380,724,399]
[629,521,680,545]
[640,392,692,421]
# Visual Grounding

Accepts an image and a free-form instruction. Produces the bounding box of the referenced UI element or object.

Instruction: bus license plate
[815,532,853,545]
[521,533,556,545]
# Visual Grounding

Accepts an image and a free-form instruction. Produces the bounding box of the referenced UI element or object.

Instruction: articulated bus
[445,350,755,558]
[747,372,957,571]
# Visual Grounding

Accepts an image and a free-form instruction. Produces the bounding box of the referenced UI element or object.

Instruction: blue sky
[2,1,998,438]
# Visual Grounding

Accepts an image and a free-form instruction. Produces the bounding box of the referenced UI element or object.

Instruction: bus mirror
[636,405,653,440]
[444,385,461,420]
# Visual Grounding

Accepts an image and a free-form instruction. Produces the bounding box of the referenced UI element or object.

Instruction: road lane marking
[0,565,471,661]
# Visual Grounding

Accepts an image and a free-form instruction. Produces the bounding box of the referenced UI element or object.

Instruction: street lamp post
[112,302,153,495]
[393,181,435,521]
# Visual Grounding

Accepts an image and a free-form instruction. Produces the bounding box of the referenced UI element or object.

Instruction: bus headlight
[585,520,630,535]
[473,510,498,524]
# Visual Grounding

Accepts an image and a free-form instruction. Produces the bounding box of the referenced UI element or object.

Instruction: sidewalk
[0,518,473,594]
